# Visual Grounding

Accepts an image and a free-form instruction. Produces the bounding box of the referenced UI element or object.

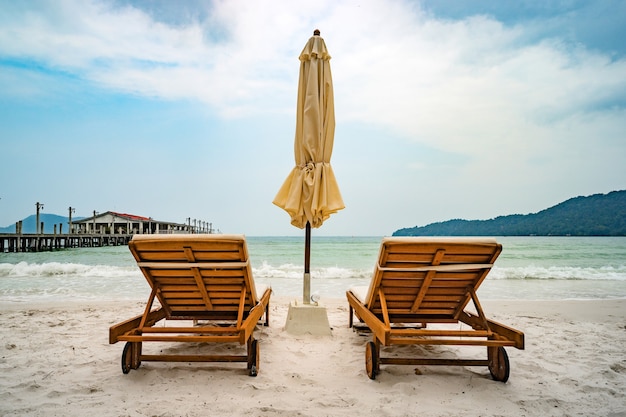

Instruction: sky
[1,0,625,236]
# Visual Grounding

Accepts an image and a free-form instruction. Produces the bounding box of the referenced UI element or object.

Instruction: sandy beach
[1,296,625,417]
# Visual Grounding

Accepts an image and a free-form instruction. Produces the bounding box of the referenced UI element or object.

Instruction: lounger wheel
[365,341,378,380]
[247,339,259,377]
[121,342,132,374]
[488,346,510,382]
[121,342,141,374]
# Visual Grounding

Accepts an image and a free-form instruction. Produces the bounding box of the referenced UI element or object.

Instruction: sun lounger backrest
[365,237,502,321]
[128,234,258,319]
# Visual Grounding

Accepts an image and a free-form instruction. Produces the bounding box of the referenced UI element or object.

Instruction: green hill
[393,190,626,236]
[0,214,84,234]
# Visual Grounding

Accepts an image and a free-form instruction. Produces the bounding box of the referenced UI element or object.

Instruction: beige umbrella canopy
[273,30,344,303]
[273,30,344,228]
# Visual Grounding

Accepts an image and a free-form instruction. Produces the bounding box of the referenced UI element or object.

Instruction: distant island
[393,190,626,236]
[0,214,85,234]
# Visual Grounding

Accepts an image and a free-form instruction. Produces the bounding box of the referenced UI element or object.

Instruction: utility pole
[36,202,44,234]
[68,207,75,234]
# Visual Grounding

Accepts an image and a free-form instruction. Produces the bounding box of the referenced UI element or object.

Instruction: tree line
[393,190,626,236]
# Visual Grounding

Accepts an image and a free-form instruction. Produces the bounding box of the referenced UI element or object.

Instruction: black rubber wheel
[121,342,132,374]
[488,346,510,382]
[365,341,378,380]
[248,339,259,377]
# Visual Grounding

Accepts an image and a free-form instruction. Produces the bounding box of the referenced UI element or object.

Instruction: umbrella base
[284,300,332,336]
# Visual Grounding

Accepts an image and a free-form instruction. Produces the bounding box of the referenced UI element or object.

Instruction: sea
[1,236,626,303]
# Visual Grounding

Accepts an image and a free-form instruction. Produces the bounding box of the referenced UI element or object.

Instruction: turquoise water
[1,236,625,302]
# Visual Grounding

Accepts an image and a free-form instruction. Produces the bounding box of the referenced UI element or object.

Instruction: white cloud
[1,0,624,234]
[3,0,624,129]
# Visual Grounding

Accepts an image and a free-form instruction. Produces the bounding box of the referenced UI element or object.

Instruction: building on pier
[1,211,216,252]
[71,211,196,235]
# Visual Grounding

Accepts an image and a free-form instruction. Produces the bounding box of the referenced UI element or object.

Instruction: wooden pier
[0,233,132,253]
[1,210,216,253]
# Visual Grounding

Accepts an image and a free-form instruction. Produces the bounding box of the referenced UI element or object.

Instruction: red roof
[109,211,151,222]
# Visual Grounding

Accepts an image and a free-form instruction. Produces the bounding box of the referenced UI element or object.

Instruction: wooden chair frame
[109,235,271,376]
[347,238,524,382]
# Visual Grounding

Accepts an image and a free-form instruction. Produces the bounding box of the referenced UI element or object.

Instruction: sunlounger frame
[347,238,524,382]
[109,234,271,376]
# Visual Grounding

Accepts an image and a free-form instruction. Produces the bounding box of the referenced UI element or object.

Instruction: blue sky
[1,0,625,236]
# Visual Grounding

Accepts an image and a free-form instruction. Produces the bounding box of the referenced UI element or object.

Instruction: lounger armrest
[459,311,525,349]
[109,307,167,344]
[346,290,390,345]
[240,287,272,343]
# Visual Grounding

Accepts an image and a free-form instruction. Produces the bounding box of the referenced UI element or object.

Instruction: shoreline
[2,294,626,308]
[1,297,625,416]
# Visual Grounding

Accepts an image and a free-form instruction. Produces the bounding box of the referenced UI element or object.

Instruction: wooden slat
[180,304,238,312]
[120,334,241,343]
[390,328,491,337]
[348,239,523,354]
[192,266,213,309]
[127,234,262,317]
[140,354,248,363]
[387,338,517,347]
[410,249,445,312]
[137,261,249,269]
[140,327,238,334]
[153,276,245,284]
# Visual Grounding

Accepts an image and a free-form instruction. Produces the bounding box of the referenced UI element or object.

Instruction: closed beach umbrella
[273,29,344,304]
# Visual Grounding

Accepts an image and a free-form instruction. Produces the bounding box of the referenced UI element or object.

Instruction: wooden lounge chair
[346,237,524,382]
[109,234,271,376]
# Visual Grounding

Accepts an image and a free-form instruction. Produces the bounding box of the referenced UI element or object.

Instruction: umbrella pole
[304,221,311,304]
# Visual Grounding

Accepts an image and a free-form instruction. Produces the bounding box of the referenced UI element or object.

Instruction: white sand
[1,296,625,417]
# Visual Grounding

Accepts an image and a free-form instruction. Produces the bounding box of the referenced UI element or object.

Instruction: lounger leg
[488,346,510,383]
[365,338,382,379]
[264,304,270,327]
[121,342,142,374]
[348,305,353,328]
[365,341,378,380]
[374,338,381,375]
[132,342,142,370]
[247,337,254,369]
[247,337,259,377]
